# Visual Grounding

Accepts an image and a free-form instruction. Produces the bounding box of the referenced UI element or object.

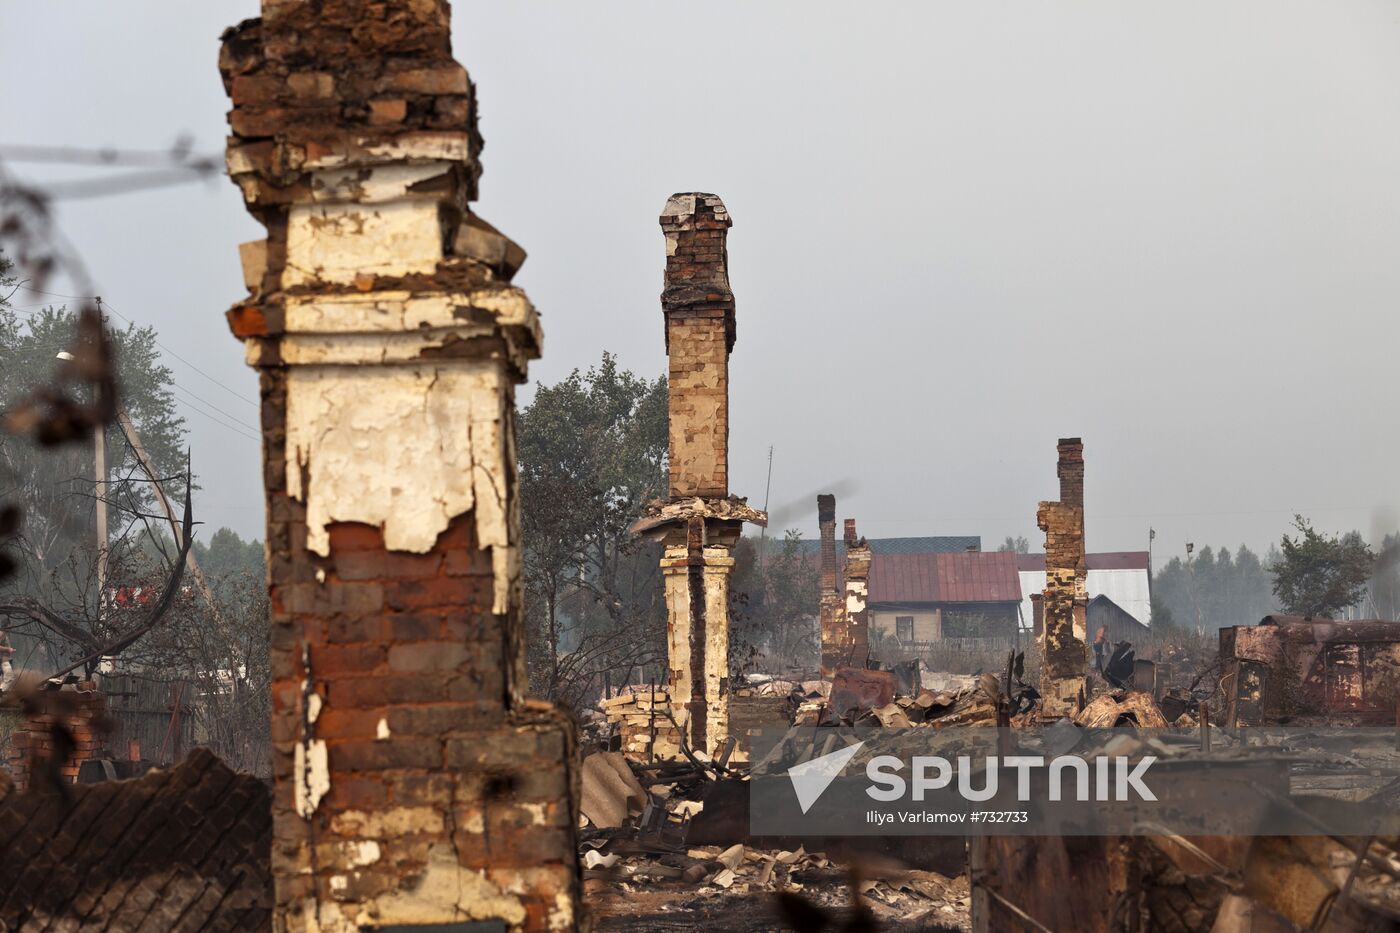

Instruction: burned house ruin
[221,1,580,927]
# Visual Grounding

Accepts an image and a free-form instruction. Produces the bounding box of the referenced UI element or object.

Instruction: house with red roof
[867,550,1024,645]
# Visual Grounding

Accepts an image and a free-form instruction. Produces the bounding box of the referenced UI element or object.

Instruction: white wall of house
[870,609,941,644]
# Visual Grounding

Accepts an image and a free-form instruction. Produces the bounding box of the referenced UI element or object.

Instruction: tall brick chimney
[817,494,844,675]
[632,194,765,758]
[221,4,580,929]
[661,193,734,498]
[1036,437,1088,717]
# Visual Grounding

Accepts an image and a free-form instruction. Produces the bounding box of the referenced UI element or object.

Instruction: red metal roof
[936,551,1023,603]
[1016,551,1150,572]
[869,551,1022,605]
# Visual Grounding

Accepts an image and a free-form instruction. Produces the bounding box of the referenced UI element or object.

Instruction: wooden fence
[97,673,199,766]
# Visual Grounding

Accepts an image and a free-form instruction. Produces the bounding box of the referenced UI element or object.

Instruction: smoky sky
[4,1,1400,560]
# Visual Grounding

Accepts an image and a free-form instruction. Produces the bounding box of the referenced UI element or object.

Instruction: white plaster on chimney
[284,362,517,613]
[845,579,868,615]
[294,738,329,819]
[284,199,443,287]
[376,718,390,740]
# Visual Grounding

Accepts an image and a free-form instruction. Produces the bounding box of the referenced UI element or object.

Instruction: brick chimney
[838,520,873,670]
[660,193,734,499]
[633,194,764,758]
[6,682,107,793]
[221,3,580,928]
[817,494,844,675]
[1036,437,1088,717]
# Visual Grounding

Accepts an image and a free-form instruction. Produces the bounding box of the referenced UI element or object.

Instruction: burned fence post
[221,4,580,928]
[1036,437,1088,718]
[630,194,766,759]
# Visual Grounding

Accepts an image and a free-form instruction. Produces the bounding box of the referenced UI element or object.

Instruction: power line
[0,143,220,201]
[97,298,262,413]
[166,390,261,443]
[6,285,261,441]
[168,381,260,434]
[38,170,218,202]
[13,286,261,412]
[0,143,220,172]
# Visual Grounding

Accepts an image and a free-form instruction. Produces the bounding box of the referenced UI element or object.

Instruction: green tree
[997,535,1030,554]
[1270,515,1374,619]
[517,353,669,706]
[730,530,819,672]
[0,290,189,673]
[1,303,186,592]
[1153,544,1276,630]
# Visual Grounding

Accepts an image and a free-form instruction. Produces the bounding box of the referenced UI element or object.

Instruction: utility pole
[58,333,107,613]
[94,408,107,605]
[1186,540,1203,631]
[758,446,773,571]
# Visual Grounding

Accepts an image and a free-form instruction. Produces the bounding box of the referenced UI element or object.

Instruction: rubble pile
[796,671,1001,729]
[602,688,684,761]
[584,840,970,931]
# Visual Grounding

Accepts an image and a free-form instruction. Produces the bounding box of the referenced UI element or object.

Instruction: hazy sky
[5,2,1400,561]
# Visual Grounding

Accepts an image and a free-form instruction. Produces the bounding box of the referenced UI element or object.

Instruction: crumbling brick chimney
[220,4,580,929]
[6,681,107,793]
[817,494,845,675]
[632,194,765,758]
[1036,438,1088,717]
[839,519,873,669]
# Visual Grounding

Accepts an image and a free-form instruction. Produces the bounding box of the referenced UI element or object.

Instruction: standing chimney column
[1036,438,1088,717]
[817,494,845,675]
[221,4,580,928]
[632,194,765,758]
[840,519,873,669]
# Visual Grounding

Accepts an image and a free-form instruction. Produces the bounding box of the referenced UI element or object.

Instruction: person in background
[1093,626,1107,674]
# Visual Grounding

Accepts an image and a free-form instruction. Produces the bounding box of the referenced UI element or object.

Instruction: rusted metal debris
[1221,615,1400,726]
[829,668,897,722]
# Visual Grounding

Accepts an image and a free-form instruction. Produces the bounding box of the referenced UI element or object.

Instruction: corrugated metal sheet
[1017,566,1153,629]
[869,552,1021,605]
[936,552,1022,603]
[870,554,940,603]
